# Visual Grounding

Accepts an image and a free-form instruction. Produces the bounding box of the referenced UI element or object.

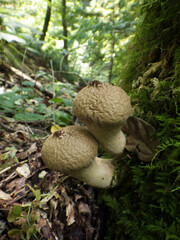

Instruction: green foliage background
[99,0,180,239]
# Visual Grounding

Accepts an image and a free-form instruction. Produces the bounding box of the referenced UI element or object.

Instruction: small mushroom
[41,125,117,188]
[73,81,132,155]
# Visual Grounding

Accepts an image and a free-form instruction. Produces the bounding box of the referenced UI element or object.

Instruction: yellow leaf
[50,125,61,133]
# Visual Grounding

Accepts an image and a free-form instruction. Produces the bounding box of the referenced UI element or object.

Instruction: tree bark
[61,0,69,71]
[39,0,52,41]
[108,31,115,83]
[108,4,115,83]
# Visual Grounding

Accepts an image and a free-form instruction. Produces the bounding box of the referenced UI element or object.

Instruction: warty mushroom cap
[41,125,98,173]
[73,81,132,127]
[41,125,118,188]
[73,81,132,155]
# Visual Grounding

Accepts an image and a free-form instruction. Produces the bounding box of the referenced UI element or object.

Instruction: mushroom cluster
[42,81,132,188]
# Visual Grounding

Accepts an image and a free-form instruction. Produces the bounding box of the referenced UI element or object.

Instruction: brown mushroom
[41,125,117,188]
[73,81,132,155]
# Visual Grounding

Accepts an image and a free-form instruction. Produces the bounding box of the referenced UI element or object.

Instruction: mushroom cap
[73,81,132,126]
[41,125,98,173]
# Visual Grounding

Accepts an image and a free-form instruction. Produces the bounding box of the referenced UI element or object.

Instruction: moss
[121,0,180,92]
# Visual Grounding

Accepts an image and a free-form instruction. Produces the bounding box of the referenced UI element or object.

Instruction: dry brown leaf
[60,186,76,226]
[15,124,29,132]
[0,190,12,201]
[15,217,27,225]
[78,201,90,215]
[61,186,70,204]
[122,116,159,162]
[16,151,28,160]
[16,143,38,160]
[16,131,28,139]
[27,143,37,155]
[66,202,75,226]
[38,218,47,228]
[75,194,83,202]
[6,177,26,193]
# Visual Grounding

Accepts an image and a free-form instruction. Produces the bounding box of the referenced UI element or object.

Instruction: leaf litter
[0,117,103,240]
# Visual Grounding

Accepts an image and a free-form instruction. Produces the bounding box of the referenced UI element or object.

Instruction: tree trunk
[61,0,69,71]
[39,0,52,41]
[108,31,115,83]
[108,4,115,83]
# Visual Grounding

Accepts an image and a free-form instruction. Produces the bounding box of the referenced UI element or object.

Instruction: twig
[0,166,12,176]
[22,48,28,70]
[0,121,15,133]
[0,160,28,176]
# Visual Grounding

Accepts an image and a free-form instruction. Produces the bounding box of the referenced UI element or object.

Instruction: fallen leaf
[16,143,38,160]
[16,131,28,139]
[122,116,159,162]
[37,218,47,228]
[14,217,26,225]
[60,186,76,226]
[16,163,30,178]
[75,194,83,202]
[38,170,47,179]
[78,201,90,215]
[0,190,12,201]
[6,177,26,193]
[66,202,75,226]
[16,151,28,160]
[51,125,61,133]
[61,186,70,205]
[27,143,37,155]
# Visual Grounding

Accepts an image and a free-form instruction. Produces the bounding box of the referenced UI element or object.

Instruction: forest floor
[0,60,103,240]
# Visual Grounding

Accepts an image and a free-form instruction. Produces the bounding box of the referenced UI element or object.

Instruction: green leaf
[14,112,45,121]
[7,205,22,223]
[3,20,40,34]
[22,81,35,87]
[0,92,20,112]
[62,98,73,107]
[0,32,26,44]
[50,98,63,103]
[8,229,24,239]
[26,184,41,201]
[26,225,36,240]
[34,103,47,114]
[55,111,72,125]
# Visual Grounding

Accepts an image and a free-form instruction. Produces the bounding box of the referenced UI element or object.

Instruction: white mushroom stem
[70,157,117,188]
[85,122,126,155]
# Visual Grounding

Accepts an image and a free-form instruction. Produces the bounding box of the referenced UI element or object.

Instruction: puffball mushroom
[41,125,117,188]
[73,81,132,155]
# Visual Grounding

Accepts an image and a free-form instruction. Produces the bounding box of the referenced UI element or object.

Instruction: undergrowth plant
[0,80,76,128]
